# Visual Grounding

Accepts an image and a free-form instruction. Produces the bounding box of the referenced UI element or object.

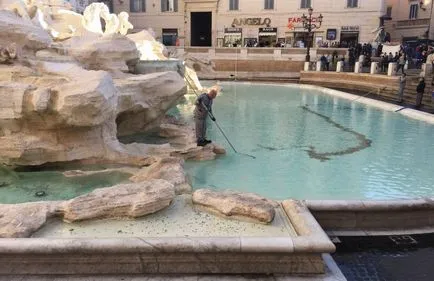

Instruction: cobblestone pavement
[332,234,434,281]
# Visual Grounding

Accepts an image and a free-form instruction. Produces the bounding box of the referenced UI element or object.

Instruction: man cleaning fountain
[194,88,217,146]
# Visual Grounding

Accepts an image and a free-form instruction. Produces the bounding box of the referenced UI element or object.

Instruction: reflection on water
[183,82,434,200]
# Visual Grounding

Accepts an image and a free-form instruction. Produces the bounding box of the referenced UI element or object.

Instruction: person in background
[397,73,406,103]
[194,89,218,146]
[326,53,332,71]
[320,54,327,71]
[396,53,406,74]
[415,77,425,109]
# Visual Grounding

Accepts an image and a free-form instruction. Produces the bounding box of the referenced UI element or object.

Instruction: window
[347,0,358,8]
[130,0,145,12]
[300,0,311,9]
[162,29,178,46]
[229,0,239,10]
[264,0,274,9]
[386,6,392,17]
[409,3,418,19]
[161,0,178,12]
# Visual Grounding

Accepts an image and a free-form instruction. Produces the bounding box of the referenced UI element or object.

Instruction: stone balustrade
[174,47,347,62]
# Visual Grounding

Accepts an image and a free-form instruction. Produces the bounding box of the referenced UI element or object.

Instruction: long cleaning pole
[185,78,256,159]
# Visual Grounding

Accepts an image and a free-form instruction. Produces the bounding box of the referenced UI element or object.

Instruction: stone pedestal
[240,48,248,59]
[370,62,379,74]
[354,62,362,73]
[336,61,343,72]
[422,63,432,76]
[387,62,397,76]
[304,61,310,71]
[273,49,281,59]
[316,61,322,71]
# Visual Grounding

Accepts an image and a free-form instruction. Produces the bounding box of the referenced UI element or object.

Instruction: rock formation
[0,2,231,239]
[130,157,191,195]
[61,179,175,222]
[192,189,278,224]
[0,2,190,166]
[0,201,59,238]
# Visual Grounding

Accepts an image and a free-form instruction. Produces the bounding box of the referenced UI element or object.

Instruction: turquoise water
[183,82,434,200]
[0,169,131,204]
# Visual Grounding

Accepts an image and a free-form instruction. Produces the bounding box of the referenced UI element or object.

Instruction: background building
[384,0,434,44]
[114,0,385,47]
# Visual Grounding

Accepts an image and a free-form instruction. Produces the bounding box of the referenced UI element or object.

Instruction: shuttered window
[264,0,274,9]
[161,0,178,12]
[300,0,311,9]
[130,0,145,12]
[229,0,239,10]
[347,0,358,8]
[409,3,418,19]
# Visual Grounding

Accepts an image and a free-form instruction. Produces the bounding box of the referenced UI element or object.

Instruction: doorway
[190,12,212,46]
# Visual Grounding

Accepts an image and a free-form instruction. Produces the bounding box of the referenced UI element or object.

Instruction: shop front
[162,28,178,46]
[258,27,277,47]
[223,27,242,47]
[340,26,359,48]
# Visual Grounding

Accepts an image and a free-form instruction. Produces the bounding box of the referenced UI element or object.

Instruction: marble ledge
[305,198,434,212]
[280,200,335,253]
[0,237,298,254]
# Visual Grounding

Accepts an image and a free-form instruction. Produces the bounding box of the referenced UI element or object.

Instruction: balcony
[396,18,430,28]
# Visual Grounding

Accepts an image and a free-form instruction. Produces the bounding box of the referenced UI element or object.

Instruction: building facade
[384,0,434,43]
[114,0,385,47]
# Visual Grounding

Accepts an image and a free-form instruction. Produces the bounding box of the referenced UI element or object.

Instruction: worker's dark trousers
[195,117,207,142]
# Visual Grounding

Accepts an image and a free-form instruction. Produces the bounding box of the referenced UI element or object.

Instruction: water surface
[183,82,434,200]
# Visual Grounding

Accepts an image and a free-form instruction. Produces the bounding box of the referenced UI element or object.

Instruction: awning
[258,32,277,36]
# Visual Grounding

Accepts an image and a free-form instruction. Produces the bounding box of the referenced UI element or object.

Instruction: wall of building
[385,0,434,42]
[114,0,385,47]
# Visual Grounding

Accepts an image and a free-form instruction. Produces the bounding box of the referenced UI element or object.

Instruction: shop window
[264,0,274,10]
[130,0,145,12]
[161,0,178,12]
[409,3,418,19]
[347,0,358,8]
[386,6,392,17]
[300,0,311,9]
[162,29,178,46]
[229,0,239,10]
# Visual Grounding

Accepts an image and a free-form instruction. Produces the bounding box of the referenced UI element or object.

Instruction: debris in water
[35,190,46,197]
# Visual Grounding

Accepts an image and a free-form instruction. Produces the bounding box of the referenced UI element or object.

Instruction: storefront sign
[287,17,321,29]
[326,29,337,40]
[225,27,242,33]
[232,18,271,27]
[259,27,277,33]
[288,17,322,24]
[341,26,359,32]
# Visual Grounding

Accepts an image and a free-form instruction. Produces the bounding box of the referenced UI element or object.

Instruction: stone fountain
[0,2,335,276]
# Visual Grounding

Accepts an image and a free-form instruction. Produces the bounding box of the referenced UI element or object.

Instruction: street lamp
[301,7,323,62]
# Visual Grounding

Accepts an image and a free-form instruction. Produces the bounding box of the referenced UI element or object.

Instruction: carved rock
[0,201,58,238]
[0,43,17,64]
[0,10,51,51]
[192,189,277,224]
[171,143,226,161]
[61,179,175,222]
[115,71,186,136]
[64,34,139,73]
[0,60,186,166]
[130,157,191,194]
